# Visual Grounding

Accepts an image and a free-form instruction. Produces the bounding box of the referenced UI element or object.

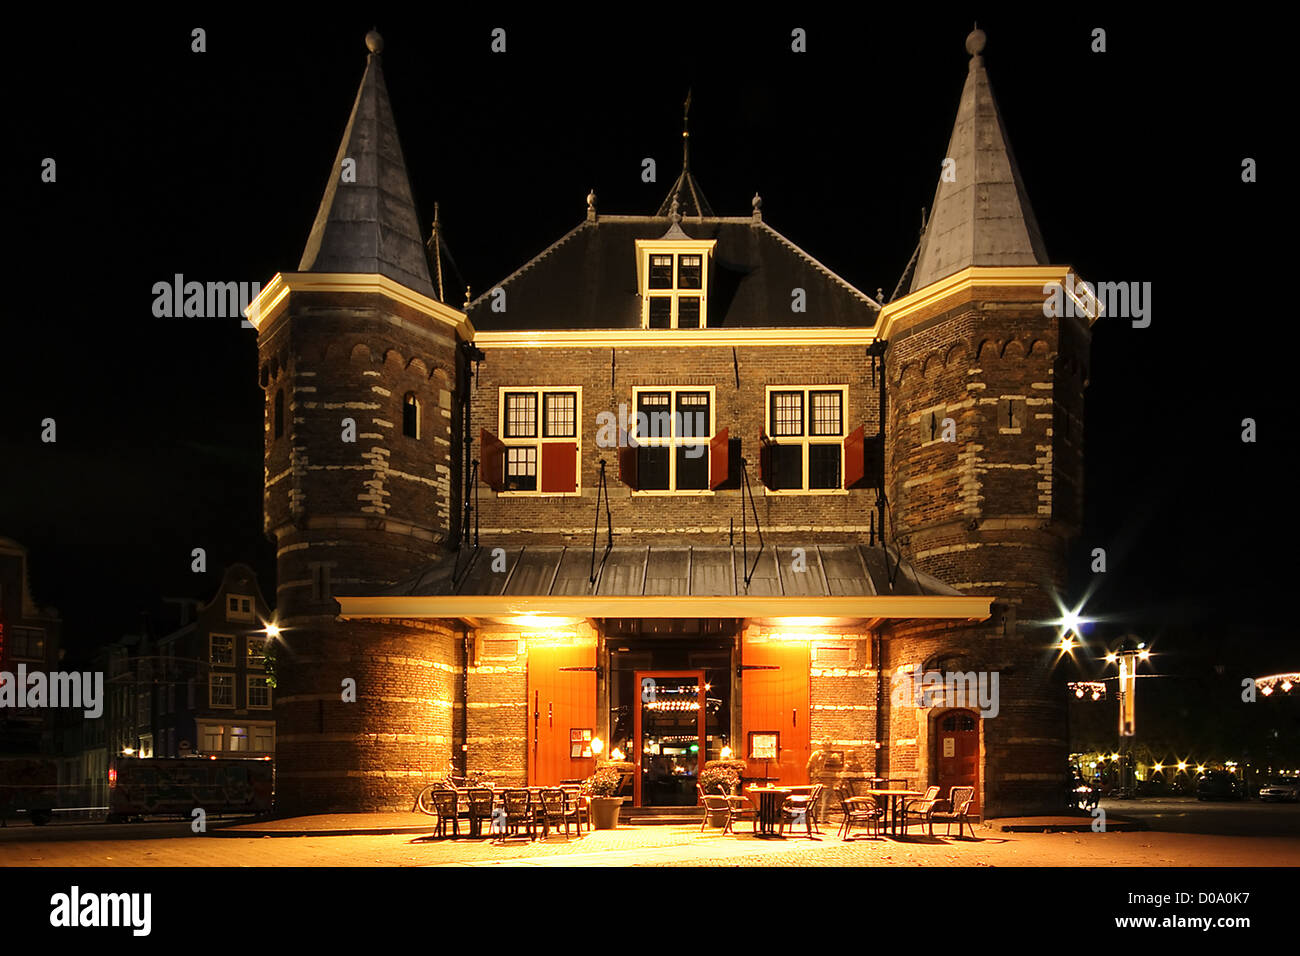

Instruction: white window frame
[763,385,850,495]
[635,239,716,329]
[251,723,276,754]
[199,723,224,753]
[497,386,583,497]
[247,675,272,710]
[226,594,255,622]
[209,673,235,709]
[209,633,235,668]
[246,636,267,670]
[629,385,716,495]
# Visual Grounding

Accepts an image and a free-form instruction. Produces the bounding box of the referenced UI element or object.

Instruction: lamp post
[1104,636,1150,795]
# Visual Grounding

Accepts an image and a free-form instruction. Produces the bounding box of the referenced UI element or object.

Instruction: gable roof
[468,216,880,331]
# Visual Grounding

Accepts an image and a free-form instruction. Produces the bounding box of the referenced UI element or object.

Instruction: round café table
[747,786,792,838]
[863,789,922,836]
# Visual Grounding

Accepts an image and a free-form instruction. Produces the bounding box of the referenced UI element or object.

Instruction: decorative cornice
[246,272,474,340]
[471,327,880,348]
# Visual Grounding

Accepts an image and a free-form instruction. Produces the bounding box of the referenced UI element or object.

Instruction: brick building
[251,29,1095,817]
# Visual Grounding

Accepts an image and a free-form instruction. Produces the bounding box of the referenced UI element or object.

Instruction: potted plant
[699,759,746,796]
[586,767,624,829]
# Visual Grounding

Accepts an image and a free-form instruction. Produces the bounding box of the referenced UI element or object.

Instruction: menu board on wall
[749,732,779,761]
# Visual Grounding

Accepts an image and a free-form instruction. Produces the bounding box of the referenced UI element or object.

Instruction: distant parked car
[1258,779,1299,803]
[1196,771,1243,801]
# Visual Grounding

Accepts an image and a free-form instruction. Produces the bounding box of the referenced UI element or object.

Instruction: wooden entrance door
[526,644,596,786]
[935,709,980,815]
[740,640,810,787]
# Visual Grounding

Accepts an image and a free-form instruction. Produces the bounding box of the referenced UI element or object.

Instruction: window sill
[762,488,851,496]
[629,489,716,496]
[497,489,583,497]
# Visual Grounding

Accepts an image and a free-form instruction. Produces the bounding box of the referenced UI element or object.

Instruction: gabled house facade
[251,28,1094,817]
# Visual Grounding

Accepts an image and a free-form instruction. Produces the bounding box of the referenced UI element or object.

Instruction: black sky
[2,9,1289,670]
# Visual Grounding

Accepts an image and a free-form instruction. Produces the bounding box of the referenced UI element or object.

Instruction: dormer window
[636,238,717,330]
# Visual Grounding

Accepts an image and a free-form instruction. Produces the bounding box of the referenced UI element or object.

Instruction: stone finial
[587,188,597,221]
[670,194,681,223]
[966,27,986,56]
[464,285,472,308]
[751,192,763,222]
[877,287,884,302]
[366,30,384,54]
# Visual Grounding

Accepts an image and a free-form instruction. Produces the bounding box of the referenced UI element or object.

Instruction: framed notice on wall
[749,731,780,761]
[571,728,592,758]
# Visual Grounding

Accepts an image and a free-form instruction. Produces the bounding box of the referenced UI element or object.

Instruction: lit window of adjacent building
[630,388,714,493]
[497,387,581,494]
[229,726,249,752]
[247,637,267,669]
[252,725,275,753]
[210,634,235,667]
[636,240,715,329]
[7,627,45,660]
[226,594,255,622]
[210,674,234,708]
[402,393,420,438]
[247,676,272,710]
[764,386,847,492]
[200,723,223,752]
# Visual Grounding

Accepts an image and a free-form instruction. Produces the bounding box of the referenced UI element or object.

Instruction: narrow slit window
[402,393,420,438]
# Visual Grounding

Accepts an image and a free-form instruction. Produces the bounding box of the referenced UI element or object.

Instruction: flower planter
[706,808,730,828]
[590,796,622,830]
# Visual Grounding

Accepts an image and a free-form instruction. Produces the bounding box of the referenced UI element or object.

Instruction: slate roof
[468,217,881,332]
[297,50,437,299]
[385,545,961,599]
[910,31,1048,292]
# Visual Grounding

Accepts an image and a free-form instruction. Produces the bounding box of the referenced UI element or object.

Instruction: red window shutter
[540,441,578,493]
[708,427,729,490]
[618,443,638,490]
[480,428,505,492]
[843,425,865,489]
[758,430,774,489]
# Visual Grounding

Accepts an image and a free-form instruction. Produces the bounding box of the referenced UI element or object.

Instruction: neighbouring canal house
[250,28,1094,818]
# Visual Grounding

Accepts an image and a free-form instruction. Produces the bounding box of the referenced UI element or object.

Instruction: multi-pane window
[226,595,254,622]
[210,634,235,667]
[252,726,275,752]
[6,627,45,660]
[248,677,272,709]
[210,674,234,708]
[498,388,580,494]
[247,637,267,669]
[766,387,847,491]
[641,249,710,328]
[200,724,223,752]
[632,388,713,492]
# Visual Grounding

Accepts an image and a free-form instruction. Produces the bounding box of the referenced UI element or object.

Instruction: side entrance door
[934,708,980,816]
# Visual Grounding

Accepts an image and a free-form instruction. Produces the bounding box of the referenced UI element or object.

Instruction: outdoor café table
[747,786,793,838]
[863,789,922,836]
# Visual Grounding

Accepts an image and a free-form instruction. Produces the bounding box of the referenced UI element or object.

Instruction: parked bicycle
[414,762,492,816]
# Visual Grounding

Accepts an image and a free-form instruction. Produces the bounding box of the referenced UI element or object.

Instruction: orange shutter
[618,443,638,490]
[708,427,729,489]
[843,425,865,489]
[540,441,577,493]
[480,429,505,491]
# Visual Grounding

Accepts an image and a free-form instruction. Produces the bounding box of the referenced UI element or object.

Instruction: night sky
[2,9,1288,686]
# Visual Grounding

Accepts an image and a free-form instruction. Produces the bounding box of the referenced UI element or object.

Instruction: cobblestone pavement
[2,822,1297,867]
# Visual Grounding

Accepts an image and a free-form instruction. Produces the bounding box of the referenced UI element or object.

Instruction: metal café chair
[466,788,495,838]
[700,793,734,834]
[901,786,942,835]
[929,786,977,839]
[561,785,590,833]
[537,788,572,840]
[430,789,462,838]
[501,788,533,841]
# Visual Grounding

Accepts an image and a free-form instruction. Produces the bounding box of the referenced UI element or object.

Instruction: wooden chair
[501,789,533,840]
[537,788,571,840]
[700,793,734,833]
[778,785,822,839]
[466,788,495,838]
[430,789,461,838]
[722,782,757,833]
[561,786,589,833]
[837,786,884,841]
[929,786,977,838]
[901,786,942,834]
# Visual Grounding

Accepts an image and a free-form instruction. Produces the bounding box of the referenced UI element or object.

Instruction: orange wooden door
[740,640,810,786]
[526,644,597,785]
[935,709,980,815]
